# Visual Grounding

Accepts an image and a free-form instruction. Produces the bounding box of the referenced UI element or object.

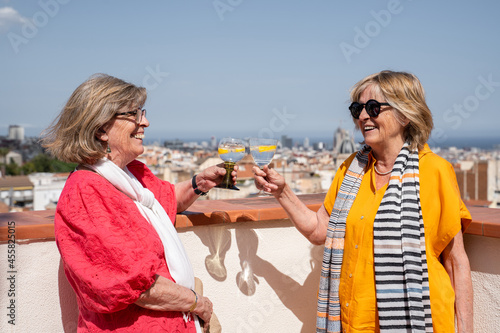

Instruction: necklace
[374,163,392,175]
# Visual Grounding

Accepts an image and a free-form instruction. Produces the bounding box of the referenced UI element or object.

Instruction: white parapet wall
[0,220,499,332]
[463,234,500,333]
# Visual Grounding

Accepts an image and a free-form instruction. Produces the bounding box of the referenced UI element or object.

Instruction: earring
[106,145,111,154]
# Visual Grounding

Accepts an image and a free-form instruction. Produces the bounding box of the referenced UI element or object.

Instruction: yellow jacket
[324,144,471,332]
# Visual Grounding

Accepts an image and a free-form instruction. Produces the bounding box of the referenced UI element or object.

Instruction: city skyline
[2,1,500,147]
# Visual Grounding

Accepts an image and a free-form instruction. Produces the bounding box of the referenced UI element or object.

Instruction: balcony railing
[1,194,499,332]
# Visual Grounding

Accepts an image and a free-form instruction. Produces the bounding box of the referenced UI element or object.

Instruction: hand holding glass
[249,138,278,195]
[216,138,246,190]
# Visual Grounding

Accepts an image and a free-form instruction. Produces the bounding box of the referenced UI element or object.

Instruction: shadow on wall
[235,227,323,333]
[58,259,79,333]
[192,211,233,282]
[464,234,500,275]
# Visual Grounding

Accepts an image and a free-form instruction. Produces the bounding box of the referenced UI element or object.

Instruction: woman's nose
[358,106,370,121]
[140,114,150,127]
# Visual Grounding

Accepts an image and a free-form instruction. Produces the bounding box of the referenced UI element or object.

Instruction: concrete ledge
[0,194,499,242]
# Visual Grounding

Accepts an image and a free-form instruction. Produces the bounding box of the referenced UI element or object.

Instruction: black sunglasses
[349,99,390,119]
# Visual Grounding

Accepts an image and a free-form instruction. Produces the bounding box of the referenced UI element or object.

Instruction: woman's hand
[197,163,239,192]
[192,294,213,331]
[135,275,214,332]
[253,165,329,244]
[176,163,239,212]
[252,165,285,196]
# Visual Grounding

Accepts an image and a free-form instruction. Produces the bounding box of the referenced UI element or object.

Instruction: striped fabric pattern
[316,146,371,333]
[316,143,433,333]
[373,144,433,332]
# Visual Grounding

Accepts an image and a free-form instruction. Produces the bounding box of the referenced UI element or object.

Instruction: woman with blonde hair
[254,70,473,332]
[43,73,232,332]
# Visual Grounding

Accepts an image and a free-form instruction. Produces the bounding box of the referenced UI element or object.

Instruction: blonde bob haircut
[41,74,147,165]
[349,70,433,151]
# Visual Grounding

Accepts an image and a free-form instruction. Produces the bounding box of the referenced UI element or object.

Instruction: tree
[22,162,36,175]
[5,161,20,176]
[0,148,9,164]
[0,152,76,176]
[51,158,77,173]
[30,153,76,173]
[31,154,53,172]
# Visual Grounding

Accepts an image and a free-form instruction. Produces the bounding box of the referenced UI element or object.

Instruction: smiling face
[98,105,149,169]
[356,85,407,157]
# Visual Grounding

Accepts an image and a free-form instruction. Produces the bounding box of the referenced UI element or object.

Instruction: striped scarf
[316,143,433,332]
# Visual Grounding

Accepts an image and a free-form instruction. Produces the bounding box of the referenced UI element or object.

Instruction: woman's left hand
[196,163,239,192]
[192,295,213,331]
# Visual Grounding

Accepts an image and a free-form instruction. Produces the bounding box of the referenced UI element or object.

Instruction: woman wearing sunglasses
[42,74,231,332]
[253,70,473,332]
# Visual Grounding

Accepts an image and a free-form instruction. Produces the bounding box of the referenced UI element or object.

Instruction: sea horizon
[10,129,500,151]
[142,134,500,151]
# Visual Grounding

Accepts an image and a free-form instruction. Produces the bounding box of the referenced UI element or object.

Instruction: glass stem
[222,161,235,187]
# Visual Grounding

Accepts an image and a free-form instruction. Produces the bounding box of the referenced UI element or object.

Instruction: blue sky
[1,0,500,147]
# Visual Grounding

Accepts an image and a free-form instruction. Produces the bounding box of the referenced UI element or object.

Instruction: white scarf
[86,158,201,332]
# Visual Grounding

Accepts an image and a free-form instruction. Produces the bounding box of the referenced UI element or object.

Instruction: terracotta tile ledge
[1,194,499,242]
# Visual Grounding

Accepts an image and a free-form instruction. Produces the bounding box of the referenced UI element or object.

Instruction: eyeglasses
[115,108,146,124]
[349,99,390,119]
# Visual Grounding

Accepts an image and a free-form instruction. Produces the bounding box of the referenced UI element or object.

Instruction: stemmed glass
[249,138,278,195]
[216,137,246,190]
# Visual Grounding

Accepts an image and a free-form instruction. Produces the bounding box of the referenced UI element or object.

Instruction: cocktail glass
[249,138,278,195]
[216,137,246,190]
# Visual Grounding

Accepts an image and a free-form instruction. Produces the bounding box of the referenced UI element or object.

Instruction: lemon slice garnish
[219,147,245,154]
[258,145,276,153]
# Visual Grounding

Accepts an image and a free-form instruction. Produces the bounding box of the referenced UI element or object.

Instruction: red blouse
[55,160,196,332]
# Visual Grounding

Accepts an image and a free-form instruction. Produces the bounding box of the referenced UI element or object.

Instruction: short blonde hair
[349,70,433,151]
[41,74,146,164]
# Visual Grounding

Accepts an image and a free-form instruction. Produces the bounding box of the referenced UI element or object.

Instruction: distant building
[489,159,500,208]
[140,145,170,166]
[332,127,356,155]
[8,125,24,142]
[292,174,322,194]
[29,173,69,211]
[455,161,488,202]
[280,135,292,149]
[164,139,185,150]
[455,159,500,208]
[162,166,192,186]
[303,137,310,149]
[0,175,34,210]
[313,142,324,151]
[332,127,357,170]
[0,151,23,166]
